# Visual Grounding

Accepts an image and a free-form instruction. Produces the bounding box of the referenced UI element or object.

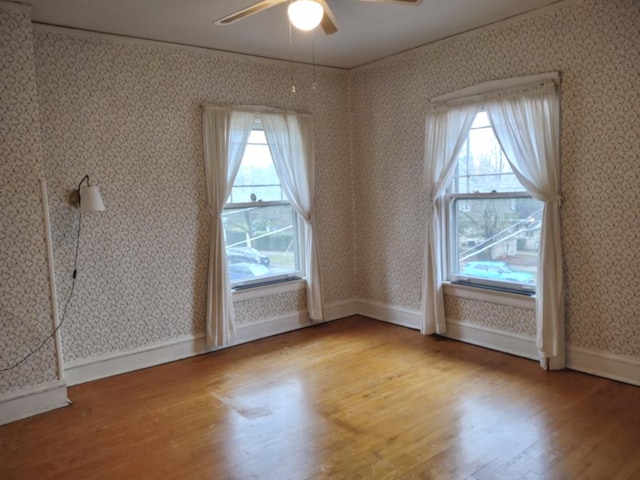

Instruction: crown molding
[0,1,31,13]
[32,23,348,74]
[351,0,581,72]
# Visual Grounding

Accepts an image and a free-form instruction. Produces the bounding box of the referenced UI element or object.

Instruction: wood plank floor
[1,316,639,480]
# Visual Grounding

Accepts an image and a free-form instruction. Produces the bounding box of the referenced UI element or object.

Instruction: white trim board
[354,299,640,386]
[430,72,559,104]
[0,1,31,13]
[567,346,640,387]
[64,299,359,386]
[233,311,313,344]
[445,320,640,386]
[32,24,348,72]
[355,298,421,330]
[0,380,69,426]
[353,0,576,72]
[444,320,539,361]
[64,335,208,386]
[62,297,640,389]
[232,278,306,302]
[61,298,363,386]
[324,298,359,321]
[443,282,535,310]
[64,310,322,386]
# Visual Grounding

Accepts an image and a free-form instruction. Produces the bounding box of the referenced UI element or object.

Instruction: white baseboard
[567,346,640,387]
[355,298,421,329]
[352,301,640,386]
[63,300,640,389]
[324,298,359,321]
[444,320,539,361]
[0,380,69,426]
[233,310,313,343]
[64,335,208,386]
[65,311,316,386]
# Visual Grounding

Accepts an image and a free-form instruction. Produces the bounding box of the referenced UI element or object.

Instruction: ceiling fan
[214,0,422,36]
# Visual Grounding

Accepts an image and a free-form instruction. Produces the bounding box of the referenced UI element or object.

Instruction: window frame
[445,191,537,294]
[223,125,306,290]
[443,112,539,295]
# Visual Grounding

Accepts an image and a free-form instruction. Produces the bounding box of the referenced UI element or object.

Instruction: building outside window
[446,111,543,293]
[223,124,304,287]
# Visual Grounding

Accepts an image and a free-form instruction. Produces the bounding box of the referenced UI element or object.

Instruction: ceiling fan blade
[214,0,288,26]
[316,0,339,35]
[357,0,421,4]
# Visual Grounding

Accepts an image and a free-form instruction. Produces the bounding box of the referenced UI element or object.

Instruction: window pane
[452,197,542,286]
[247,129,267,144]
[471,111,491,128]
[230,185,284,203]
[454,112,526,194]
[227,132,285,204]
[223,204,300,284]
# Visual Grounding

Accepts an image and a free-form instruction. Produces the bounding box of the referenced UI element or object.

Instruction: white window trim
[232,277,306,302]
[224,123,306,289]
[443,281,535,310]
[445,192,538,294]
[431,72,560,104]
[443,113,540,296]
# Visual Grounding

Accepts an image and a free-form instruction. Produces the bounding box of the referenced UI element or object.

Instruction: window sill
[443,282,535,310]
[232,278,306,302]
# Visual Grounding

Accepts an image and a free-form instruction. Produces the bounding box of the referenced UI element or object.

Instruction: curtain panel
[421,79,563,370]
[202,106,323,347]
[420,104,480,335]
[202,107,255,347]
[485,82,564,369]
[261,113,324,321]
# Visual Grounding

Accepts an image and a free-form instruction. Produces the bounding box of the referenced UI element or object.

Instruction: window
[223,123,304,288]
[446,111,542,293]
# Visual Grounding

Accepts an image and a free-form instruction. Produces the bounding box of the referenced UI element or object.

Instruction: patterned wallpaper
[235,289,307,326]
[444,296,535,337]
[3,0,639,400]
[350,0,640,358]
[0,5,58,394]
[33,28,354,364]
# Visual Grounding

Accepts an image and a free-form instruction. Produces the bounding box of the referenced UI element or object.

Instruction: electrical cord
[0,213,83,372]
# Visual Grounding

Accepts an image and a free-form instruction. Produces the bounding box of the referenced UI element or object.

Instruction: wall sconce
[1,174,106,374]
[69,175,106,212]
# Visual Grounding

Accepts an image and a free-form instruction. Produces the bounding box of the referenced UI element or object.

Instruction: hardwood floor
[1,316,639,479]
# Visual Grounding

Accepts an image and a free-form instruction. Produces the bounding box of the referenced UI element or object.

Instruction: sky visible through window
[224,128,300,284]
[230,130,284,203]
[453,111,526,194]
[451,111,541,289]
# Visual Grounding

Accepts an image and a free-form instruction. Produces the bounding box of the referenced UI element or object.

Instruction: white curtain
[202,107,255,346]
[261,112,324,320]
[421,104,480,334]
[485,82,564,369]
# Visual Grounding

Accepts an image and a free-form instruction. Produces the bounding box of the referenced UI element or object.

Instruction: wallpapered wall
[0,6,58,394]
[2,0,638,401]
[33,29,354,364]
[350,0,639,358]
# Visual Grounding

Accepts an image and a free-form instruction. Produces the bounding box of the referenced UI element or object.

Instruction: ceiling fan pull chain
[288,14,296,94]
[312,29,317,90]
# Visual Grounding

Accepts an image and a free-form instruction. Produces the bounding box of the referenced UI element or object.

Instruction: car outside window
[446,111,541,293]
[223,124,304,287]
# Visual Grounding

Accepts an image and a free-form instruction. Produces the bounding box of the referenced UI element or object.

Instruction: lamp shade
[80,185,106,212]
[288,0,323,31]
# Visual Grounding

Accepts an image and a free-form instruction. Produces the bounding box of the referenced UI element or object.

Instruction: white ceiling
[24,0,562,69]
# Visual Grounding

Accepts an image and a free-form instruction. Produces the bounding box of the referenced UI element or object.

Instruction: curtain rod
[201,104,312,117]
[430,72,560,105]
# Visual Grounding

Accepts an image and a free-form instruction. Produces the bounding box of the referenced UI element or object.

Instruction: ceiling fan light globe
[288,0,324,31]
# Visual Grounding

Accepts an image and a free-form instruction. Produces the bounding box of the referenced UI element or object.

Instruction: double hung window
[446,111,542,293]
[223,122,304,288]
